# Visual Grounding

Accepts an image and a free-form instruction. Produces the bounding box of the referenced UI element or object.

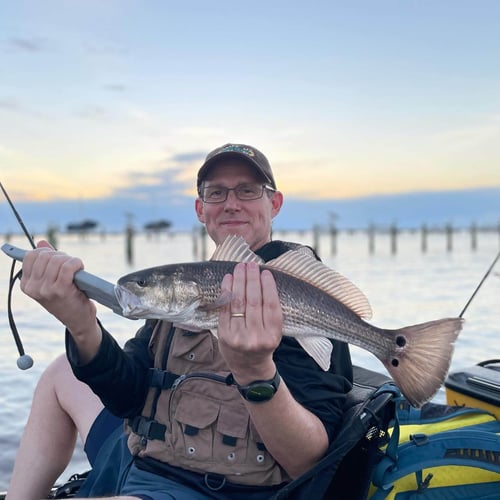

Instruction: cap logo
[221,144,255,158]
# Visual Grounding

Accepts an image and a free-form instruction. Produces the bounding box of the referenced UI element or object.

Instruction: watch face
[245,383,275,402]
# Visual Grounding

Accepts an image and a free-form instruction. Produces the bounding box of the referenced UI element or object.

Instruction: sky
[1,0,500,232]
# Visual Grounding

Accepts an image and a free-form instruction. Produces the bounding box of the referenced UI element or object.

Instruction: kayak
[2,360,499,499]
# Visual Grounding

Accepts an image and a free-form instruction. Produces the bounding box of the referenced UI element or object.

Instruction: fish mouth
[114,285,149,318]
[114,285,199,322]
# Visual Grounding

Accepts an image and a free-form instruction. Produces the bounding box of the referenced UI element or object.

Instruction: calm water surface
[1,230,499,490]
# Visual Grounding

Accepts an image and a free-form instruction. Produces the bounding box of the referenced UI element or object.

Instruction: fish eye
[136,279,147,287]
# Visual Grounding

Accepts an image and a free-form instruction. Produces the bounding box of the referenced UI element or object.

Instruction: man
[8,144,352,499]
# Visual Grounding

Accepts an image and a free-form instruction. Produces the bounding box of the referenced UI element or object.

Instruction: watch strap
[234,370,281,403]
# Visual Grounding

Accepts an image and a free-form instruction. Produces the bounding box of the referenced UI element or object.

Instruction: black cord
[8,259,26,356]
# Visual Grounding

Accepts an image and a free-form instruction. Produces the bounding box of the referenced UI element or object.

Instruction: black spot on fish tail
[395,335,406,347]
[382,317,464,408]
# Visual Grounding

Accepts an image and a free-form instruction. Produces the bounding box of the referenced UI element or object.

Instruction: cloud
[0,96,50,119]
[112,166,191,201]
[171,151,206,163]
[103,83,127,92]
[434,113,500,151]
[0,97,21,111]
[107,148,207,203]
[7,37,50,52]
[0,143,19,158]
[74,105,113,121]
[83,41,128,56]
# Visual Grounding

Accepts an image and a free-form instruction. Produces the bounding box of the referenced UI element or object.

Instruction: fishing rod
[459,249,500,318]
[1,181,34,369]
[0,182,36,250]
[1,182,126,370]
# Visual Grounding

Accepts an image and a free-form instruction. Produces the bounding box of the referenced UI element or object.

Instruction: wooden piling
[46,225,58,249]
[470,222,477,251]
[192,227,199,259]
[390,223,398,255]
[368,224,375,254]
[446,223,453,252]
[313,225,320,254]
[421,224,428,253]
[330,223,337,256]
[125,224,134,265]
[200,226,207,261]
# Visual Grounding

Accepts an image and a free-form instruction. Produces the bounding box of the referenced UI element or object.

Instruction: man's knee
[31,354,68,404]
[40,353,69,385]
[39,353,103,444]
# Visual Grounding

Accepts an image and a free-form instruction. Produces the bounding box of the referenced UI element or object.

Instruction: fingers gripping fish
[114,235,463,408]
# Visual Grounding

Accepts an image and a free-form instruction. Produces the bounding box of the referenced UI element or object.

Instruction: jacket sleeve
[66,319,157,417]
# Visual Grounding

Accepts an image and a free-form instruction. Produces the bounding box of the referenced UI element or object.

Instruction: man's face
[195,160,283,250]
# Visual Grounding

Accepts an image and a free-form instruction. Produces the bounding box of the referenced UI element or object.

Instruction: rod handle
[1,243,126,317]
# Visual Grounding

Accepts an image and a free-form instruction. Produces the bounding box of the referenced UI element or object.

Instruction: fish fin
[266,251,373,319]
[295,337,333,371]
[381,317,464,408]
[211,235,264,264]
[198,289,232,312]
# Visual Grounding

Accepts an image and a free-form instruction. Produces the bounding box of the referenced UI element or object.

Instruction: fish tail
[382,317,464,408]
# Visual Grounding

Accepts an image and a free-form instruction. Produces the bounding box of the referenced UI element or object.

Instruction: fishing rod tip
[17,354,34,370]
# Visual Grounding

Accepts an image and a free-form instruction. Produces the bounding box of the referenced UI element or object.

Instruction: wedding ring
[231,312,246,318]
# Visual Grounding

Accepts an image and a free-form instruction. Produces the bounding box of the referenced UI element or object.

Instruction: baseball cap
[197,143,277,193]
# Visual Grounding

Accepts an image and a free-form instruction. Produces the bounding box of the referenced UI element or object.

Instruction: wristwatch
[235,370,281,403]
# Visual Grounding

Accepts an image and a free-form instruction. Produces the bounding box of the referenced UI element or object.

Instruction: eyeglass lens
[202,183,269,203]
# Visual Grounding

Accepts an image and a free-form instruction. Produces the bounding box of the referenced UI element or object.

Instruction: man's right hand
[20,240,102,363]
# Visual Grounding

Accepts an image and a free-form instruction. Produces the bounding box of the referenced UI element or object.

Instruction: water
[1,230,499,491]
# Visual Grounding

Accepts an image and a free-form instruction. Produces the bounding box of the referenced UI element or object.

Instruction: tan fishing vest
[126,320,290,486]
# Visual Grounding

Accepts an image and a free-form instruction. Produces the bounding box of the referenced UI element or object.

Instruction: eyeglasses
[200,183,275,204]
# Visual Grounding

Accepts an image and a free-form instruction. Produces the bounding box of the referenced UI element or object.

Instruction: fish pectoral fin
[295,337,332,371]
[198,290,232,312]
[266,251,373,319]
[211,235,264,264]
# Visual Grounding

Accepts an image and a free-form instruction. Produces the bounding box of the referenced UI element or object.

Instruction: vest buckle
[129,416,166,441]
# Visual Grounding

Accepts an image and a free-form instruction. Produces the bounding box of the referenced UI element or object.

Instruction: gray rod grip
[1,243,125,317]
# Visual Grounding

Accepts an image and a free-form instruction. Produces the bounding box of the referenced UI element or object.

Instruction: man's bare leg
[6,354,104,500]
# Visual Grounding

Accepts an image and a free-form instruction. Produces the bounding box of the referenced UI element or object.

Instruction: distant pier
[317,222,500,256]
[193,222,500,259]
[3,221,499,262]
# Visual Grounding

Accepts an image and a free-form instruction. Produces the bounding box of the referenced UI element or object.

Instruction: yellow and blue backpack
[273,367,500,499]
[369,398,500,499]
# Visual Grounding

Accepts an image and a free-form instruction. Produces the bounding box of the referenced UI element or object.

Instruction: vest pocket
[172,392,219,462]
[172,391,251,466]
[214,404,251,465]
